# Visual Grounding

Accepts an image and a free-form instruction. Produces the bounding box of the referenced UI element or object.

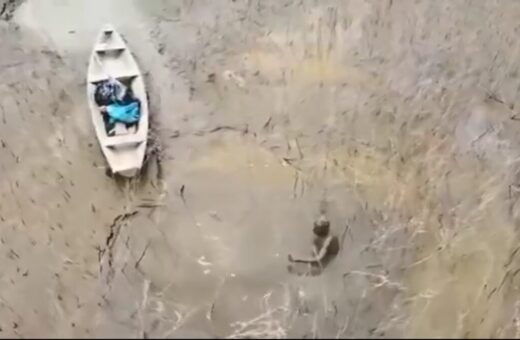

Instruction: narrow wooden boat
[86,24,148,178]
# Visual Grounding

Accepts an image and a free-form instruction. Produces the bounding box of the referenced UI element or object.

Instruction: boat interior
[89,28,142,137]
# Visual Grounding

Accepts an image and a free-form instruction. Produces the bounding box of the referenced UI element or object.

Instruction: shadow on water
[138,67,165,191]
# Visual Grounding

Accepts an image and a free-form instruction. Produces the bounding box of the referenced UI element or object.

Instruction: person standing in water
[288,213,340,276]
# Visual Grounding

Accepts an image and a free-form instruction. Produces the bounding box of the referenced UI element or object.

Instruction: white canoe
[86,24,149,178]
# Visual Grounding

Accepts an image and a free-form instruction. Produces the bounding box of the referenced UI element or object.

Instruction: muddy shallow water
[4,0,520,338]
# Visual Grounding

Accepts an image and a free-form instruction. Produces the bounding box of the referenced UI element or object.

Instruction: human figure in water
[288,213,340,276]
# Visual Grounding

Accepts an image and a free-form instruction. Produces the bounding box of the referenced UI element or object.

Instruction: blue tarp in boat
[106,101,140,124]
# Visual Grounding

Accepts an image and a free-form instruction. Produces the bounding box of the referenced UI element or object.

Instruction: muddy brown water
[4,0,520,338]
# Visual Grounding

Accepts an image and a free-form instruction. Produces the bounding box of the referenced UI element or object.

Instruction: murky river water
[3,0,520,338]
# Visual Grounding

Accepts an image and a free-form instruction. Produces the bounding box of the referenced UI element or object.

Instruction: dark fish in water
[180,184,185,201]
[263,116,272,130]
[137,203,164,208]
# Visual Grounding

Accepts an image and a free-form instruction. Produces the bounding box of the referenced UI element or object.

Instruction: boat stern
[101,141,147,179]
[115,167,140,178]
